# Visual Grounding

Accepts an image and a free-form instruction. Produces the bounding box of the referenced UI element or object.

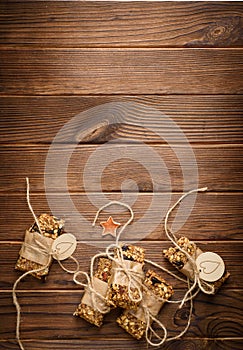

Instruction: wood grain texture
[1,95,243,144]
[0,241,241,290]
[0,339,243,350]
[0,145,242,192]
[1,49,243,95]
[1,1,242,349]
[0,193,242,241]
[1,290,242,340]
[0,1,242,48]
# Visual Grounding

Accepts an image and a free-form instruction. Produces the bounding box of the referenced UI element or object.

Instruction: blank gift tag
[196,252,225,282]
[52,233,77,261]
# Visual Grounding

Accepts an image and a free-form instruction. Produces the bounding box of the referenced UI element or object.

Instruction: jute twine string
[144,309,167,347]
[13,185,209,349]
[90,199,197,347]
[72,203,138,318]
[93,201,144,303]
[139,277,193,347]
[73,267,110,314]
[164,187,215,306]
[13,257,52,350]
[73,251,111,314]
[105,243,144,303]
[13,178,79,350]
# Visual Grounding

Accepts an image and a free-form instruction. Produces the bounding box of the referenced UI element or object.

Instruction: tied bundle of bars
[117,270,173,340]
[107,244,145,309]
[163,236,230,293]
[15,214,65,280]
[74,258,112,327]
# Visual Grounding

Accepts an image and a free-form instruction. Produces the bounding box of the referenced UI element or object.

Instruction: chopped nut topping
[94,258,112,283]
[74,303,104,327]
[117,270,173,340]
[30,213,65,239]
[163,236,196,269]
[144,270,174,300]
[115,244,145,264]
[117,313,146,340]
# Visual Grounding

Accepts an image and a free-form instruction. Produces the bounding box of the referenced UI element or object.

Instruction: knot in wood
[205,16,242,46]
[174,305,190,326]
[176,340,199,350]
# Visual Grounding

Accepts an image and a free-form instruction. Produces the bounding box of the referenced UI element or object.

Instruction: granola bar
[15,214,64,279]
[117,270,173,340]
[107,244,145,309]
[163,236,230,293]
[74,258,112,327]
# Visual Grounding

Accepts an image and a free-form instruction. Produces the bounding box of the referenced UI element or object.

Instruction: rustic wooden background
[0,1,243,349]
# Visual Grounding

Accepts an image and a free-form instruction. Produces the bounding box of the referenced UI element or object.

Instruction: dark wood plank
[1,290,242,340]
[0,193,242,241]
[0,2,242,48]
[0,145,242,192]
[0,338,243,350]
[1,339,243,350]
[0,241,240,290]
[1,95,243,144]
[0,1,242,350]
[1,49,243,95]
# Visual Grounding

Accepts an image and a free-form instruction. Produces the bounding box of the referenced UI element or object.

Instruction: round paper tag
[196,252,225,282]
[52,233,77,261]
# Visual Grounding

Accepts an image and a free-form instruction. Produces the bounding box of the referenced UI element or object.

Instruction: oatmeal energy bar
[107,244,145,310]
[117,270,173,340]
[74,258,112,327]
[163,236,230,293]
[15,214,64,279]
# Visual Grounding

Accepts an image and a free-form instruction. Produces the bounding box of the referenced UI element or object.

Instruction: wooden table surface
[0,1,243,349]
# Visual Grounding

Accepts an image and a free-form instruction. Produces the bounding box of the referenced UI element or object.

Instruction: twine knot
[73,270,110,314]
[106,244,144,303]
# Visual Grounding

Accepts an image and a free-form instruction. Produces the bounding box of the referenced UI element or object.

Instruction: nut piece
[117,313,146,340]
[74,303,104,327]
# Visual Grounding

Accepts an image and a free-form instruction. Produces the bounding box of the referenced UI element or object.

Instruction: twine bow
[106,244,144,304]
[144,277,194,347]
[144,308,167,347]
[164,187,215,307]
[93,200,145,304]
[92,198,198,346]
[13,178,79,350]
[73,268,110,314]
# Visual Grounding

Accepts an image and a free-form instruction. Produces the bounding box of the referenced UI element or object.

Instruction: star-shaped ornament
[100,216,121,237]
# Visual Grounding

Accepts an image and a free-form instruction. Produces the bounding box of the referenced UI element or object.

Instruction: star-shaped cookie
[100,216,121,237]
